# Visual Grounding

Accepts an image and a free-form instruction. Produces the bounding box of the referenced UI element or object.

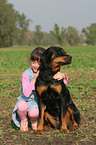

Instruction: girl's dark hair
[30,47,45,63]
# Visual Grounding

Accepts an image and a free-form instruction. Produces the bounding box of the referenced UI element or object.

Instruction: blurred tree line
[0,0,96,48]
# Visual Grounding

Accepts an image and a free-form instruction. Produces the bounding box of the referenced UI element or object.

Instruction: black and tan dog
[35,46,80,133]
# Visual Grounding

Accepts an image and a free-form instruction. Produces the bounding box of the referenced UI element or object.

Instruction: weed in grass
[3,143,7,145]
[25,134,29,140]
[13,135,17,140]
[0,119,3,124]
[76,133,83,138]
[8,125,16,132]
[0,129,3,137]
[58,133,66,139]
[76,141,79,145]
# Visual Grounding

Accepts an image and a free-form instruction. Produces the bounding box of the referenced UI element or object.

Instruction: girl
[12,47,68,132]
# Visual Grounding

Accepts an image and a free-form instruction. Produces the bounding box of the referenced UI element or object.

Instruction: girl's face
[31,60,40,73]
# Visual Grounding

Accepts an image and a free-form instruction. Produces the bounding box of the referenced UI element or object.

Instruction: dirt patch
[0,113,96,145]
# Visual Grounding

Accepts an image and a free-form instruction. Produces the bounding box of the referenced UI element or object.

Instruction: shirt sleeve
[22,72,35,97]
[63,73,68,84]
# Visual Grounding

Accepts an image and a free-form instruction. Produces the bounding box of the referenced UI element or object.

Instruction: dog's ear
[39,49,52,70]
[43,49,53,63]
[40,53,46,64]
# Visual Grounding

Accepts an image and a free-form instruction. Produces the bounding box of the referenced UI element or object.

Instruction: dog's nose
[69,56,72,63]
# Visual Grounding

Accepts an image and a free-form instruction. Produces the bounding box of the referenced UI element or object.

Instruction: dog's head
[40,46,72,72]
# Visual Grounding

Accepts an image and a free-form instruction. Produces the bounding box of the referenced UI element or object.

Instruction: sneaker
[20,120,28,132]
[31,120,37,130]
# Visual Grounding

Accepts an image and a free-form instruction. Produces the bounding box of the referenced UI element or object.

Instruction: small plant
[0,129,3,137]
[25,134,29,139]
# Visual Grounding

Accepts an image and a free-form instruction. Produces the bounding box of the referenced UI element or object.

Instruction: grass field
[0,45,96,145]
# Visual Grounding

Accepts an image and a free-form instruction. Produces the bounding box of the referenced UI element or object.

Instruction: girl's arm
[53,72,68,84]
[22,73,36,97]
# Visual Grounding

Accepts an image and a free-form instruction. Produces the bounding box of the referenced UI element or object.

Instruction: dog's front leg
[60,97,68,133]
[35,99,46,133]
[61,108,68,133]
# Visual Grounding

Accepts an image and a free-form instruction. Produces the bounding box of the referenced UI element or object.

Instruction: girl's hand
[53,72,67,81]
[32,71,39,84]
[35,70,39,78]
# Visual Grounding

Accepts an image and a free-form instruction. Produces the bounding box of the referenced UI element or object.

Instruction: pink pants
[17,100,39,122]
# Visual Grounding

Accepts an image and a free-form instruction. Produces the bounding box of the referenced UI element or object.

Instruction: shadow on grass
[11,118,32,130]
[11,120,19,130]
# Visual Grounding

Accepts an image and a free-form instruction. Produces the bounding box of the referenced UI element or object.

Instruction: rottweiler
[35,46,80,133]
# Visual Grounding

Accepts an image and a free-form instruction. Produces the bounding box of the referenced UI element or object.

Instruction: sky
[7,0,96,33]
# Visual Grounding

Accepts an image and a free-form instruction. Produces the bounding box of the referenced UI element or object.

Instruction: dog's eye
[58,51,62,54]
[58,51,64,55]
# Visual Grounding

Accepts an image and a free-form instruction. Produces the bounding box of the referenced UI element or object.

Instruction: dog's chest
[41,85,61,104]
[43,86,61,116]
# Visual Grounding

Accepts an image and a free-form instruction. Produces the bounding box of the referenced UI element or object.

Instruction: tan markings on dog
[50,84,62,94]
[52,56,68,71]
[44,112,58,128]
[52,63,59,71]
[60,107,78,132]
[43,125,51,130]
[61,109,69,133]
[53,56,68,63]
[67,107,78,130]
[51,54,55,59]
[35,104,46,133]
[63,56,68,59]
[37,85,48,96]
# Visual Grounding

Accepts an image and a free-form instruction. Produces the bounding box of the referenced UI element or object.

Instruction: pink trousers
[17,100,39,122]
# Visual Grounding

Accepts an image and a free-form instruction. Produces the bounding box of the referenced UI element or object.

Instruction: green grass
[0,45,96,145]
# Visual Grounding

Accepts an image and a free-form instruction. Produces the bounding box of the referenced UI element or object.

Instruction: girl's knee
[28,107,39,118]
[18,100,28,111]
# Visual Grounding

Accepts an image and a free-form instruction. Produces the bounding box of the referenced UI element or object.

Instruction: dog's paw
[60,128,68,133]
[69,123,78,131]
[35,125,43,133]
[35,129,43,134]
